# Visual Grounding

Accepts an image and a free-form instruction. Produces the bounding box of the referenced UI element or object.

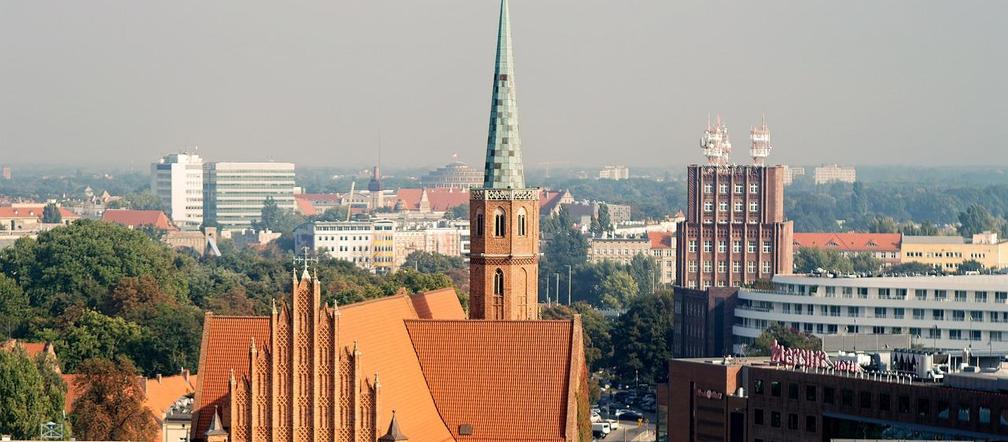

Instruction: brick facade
[469,191,540,320]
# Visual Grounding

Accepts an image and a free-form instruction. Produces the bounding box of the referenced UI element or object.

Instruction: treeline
[0,220,452,377]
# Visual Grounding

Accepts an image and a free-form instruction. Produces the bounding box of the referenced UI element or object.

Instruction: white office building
[294,219,396,272]
[734,274,1008,354]
[203,162,296,232]
[151,152,203,229]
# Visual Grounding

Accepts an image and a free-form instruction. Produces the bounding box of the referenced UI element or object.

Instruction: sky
[1,1,1006,170]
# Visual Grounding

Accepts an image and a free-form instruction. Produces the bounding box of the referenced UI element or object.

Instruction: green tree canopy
[958,204,998,238]
[793,247,854,274]
[42,203,62,224]
[599,271,638,310]
[0,346,65,439]
[748,322,822,356]
[609,291,674,384]
[0,273,28,339]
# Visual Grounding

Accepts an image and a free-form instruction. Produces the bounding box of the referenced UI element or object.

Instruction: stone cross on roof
[293,246,318,274]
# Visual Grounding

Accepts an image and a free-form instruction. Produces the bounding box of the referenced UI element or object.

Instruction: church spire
[483,0,524,190]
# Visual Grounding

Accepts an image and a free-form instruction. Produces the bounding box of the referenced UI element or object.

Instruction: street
[600,423,655,442]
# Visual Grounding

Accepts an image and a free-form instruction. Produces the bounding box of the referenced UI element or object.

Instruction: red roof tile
[101,209,176,230]
[0,205,79,220]
[396,188,470,212]
[647,231,675,249]
[793,232,901,252]
[410,287,466,320]
[193,315,270,437]
[293,195,318,216]
[405,320,574,441]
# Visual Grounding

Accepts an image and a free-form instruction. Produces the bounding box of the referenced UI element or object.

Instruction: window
[805,385,816,401]
[913,308,925,320]
[718,261,726,273]
[805,415,816,433]
[762,262,770,273]
[953,310,965,321]
[980,406,991,425]
[771,381,781,397]
[704,261,712,273]
[788,383,798,400]
[859,391,872,409]
[750,202,759,212]
[996,292,1008,303]
[747,262,756,273]
[704,240,712,252]
[517,208,527,236]
[734,184,743,194]
[823,387,835,404]
[933,310,944,321]
[718,183,728,194]
[935,290,947,301]
[493,269,504,296]
[894,308,905,319]
[787,413,799,430]
[754,409,764,425]
[917,398,930,418]
[875,307,887,318]
[771,411,781,428]
[476,212,485,236]
[719,201,728,212]
[493,208,506,237]
[718,241,726,253]
[748,241,757,253]
[959,406,971,422]
[750,183,759,194]
[689,240,696,252]
[938,401,950,420]
[976,291,988,303]
[879,393,890,411]
[915,289,927,301]
[704,201,713,212]
[762,243,772,253]
[949,330,962,340]
[955,290,967,302]
[841,389,853,407]
[703,183,712,193]
[899,396,911,414]
[754,379,764,394]
[734,202,743,212]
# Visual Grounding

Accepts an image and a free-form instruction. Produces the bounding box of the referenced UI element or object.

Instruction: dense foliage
[70,357,159,442]
[0,220,453,377]
[793,247,882,275]
[748,323,822,356]
[0,347,67,439]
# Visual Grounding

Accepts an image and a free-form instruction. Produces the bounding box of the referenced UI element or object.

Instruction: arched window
[475,210,484,236]
[493,268,505,296]
[494,208,506,237]
[517,207,527,236]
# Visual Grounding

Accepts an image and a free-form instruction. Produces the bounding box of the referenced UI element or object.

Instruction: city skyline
[2,1,1006,169]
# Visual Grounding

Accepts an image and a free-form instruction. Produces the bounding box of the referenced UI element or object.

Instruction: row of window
[779,284,1008,304]
[702,183,760,194]
[703,201,760,213]
[753,379,1004,426]
[689,240,773,253]
[474,209,528,237]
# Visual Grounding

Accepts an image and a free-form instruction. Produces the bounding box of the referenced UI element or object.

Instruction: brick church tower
[469,0,540,321]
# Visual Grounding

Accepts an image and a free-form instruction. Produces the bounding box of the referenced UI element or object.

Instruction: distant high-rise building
[420,157,484,189]
[781,166,805,185]
[151,152,204,229]
[813,164,856,184]
[1,165,11,180]
[676,116,794,289]
[598,165,629,180]
[203,162,295,232]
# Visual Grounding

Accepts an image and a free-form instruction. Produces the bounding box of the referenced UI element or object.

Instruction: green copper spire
[483,0,525,189]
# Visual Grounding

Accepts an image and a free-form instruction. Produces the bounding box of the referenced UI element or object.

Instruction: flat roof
[902,235,965,244]
[772,274,1008,291]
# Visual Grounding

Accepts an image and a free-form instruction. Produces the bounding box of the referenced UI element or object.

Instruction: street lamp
[566,264,572,305]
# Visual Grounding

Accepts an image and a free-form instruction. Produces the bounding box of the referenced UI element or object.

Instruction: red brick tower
[469,0,540,320]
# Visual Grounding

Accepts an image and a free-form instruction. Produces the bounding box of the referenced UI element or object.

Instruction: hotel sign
[695,388,723,400]
[770,339,860,373]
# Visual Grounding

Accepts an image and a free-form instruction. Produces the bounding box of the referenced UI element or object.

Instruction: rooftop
[772,273,1008,290]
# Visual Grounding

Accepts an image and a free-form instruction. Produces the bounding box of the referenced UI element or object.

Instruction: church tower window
[493,269,505,296]
[517,207,527,236]
[494,208,506,237]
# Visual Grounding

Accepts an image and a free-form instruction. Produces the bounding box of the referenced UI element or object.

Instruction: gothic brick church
[190,1,590,440]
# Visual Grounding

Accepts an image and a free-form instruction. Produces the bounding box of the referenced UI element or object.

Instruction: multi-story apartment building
[151,153,204,229]
[585,232,677,285]
[598,165,629,180]
[733,274,1008,354]
[203,162,295,232]
[649,231,677,286]
[781,165,805,185]
[813,164,856,184]
[675,117,794,289]
[393,220,470,267]
[793,232,902,267]
[902,232,1008,272]
[293,219,396,273]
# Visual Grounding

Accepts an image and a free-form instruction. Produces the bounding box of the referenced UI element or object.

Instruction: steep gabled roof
[101,209,176,230]
[192,315,270,437]
[410,287,467,320]
[396,188,470,212]
[405,319,575,441]
[0,205,79,220]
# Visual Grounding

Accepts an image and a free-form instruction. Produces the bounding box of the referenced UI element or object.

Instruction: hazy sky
[2,1,1006,170]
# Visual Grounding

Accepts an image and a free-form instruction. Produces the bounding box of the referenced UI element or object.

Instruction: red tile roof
[101,209,176,230]
[793,232,901,252]
[0,205,79,220]
[396,188,470,212]
[293,194,318,216]
[193,315,270,437]
[409,287,466,320]
[647,231,675,249]
[405,319,574,441]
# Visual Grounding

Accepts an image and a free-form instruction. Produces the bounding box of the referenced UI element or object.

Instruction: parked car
[592,422,612,438]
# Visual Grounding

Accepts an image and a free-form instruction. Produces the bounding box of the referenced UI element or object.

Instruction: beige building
[901,231,1008,272]
[813,164,857,184]
[588,231,677,286]
[598,165,629,180]
[393,220,470,268]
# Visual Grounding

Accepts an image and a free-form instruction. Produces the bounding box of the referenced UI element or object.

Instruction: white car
[592,422,612,436]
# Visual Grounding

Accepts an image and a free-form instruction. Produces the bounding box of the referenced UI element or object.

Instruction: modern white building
[598,165,629,180]
[151,152,203,229]
[203,162,296,232]
[294,219,396,273]
[734,274,1008,354]
[813,164,856,184]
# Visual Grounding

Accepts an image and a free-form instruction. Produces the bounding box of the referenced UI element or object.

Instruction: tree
[958,259,984,274]
[849,252,882,274]
[121,191,164,211]
[70,357,159,442]
[42,308,144,373]
[748,322,821,356]
[609,291,674,384]
[887,261,938,275]
[0,273,28,338]
[402,251,466,274]
[315,206,349,222]
[589,204,613,237]
[958,204,998,238]
[42,203,62,224]
[541,303,612,372]
[627,254,658,297]
[0,346,64,439]
[254,196,303,234]
[793,247,853,274]
[599,271,638,311]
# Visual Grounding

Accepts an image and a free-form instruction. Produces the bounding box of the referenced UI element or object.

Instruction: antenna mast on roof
[750,114,772,166]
